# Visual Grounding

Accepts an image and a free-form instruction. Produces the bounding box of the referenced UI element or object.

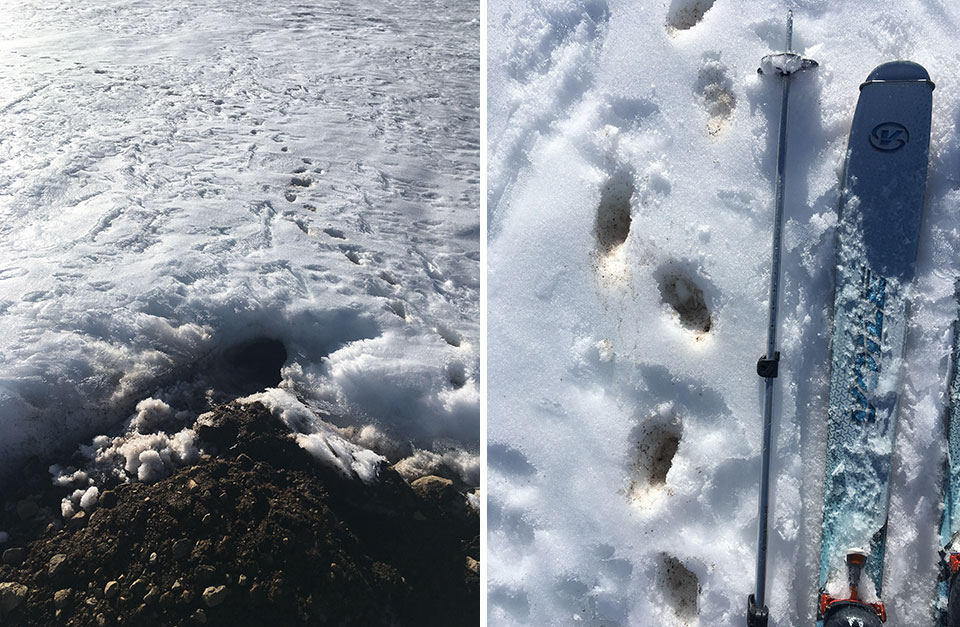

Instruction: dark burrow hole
[595,171,634,255]
[214,337,288,396]
[657,270,712,334]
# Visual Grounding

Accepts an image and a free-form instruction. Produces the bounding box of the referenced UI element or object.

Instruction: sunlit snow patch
[239,388,384,484]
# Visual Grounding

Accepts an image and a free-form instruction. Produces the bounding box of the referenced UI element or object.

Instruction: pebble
[130,577,148,599]
[193,608,207,623]
[66,510,87,530]
[202,585,227,607]
[172,538,192,559]
[48,553,68,577]
[465,556,479,574]
[104,581,119,599]
[149,551,158,565]
[0,582,28,612]
[95,613,108,626]
[2,547,26,565]
[159,590,174,607]
[54,588,72,608]
[187,479,200,492]
[143,586,159,605]
[98,491,118,509]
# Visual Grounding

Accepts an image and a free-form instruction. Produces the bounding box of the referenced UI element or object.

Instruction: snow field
[0,0,479,506]
[488,0,960,625]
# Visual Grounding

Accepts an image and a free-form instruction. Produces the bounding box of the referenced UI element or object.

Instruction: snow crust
[0,0,479,484]
[488,1,960,625]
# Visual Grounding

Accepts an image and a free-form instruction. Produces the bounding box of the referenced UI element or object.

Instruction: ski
[936,282,960,627]
[817,61,934,627]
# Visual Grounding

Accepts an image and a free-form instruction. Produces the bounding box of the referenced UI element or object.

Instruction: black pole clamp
[747,594,769,627]
[757,352,780,378]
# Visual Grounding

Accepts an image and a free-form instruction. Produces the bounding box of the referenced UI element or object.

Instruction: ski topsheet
[817,61,934,626]
[937,284,960,626]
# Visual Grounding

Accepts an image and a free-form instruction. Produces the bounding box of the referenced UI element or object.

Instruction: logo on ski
[869,122,909,151]
[849,266,886,423]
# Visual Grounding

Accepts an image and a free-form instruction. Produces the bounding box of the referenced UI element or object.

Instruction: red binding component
[949,552,960,575]
[818,592,887,623]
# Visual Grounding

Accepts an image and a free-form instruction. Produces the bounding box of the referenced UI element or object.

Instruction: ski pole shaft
[749,11,816,626]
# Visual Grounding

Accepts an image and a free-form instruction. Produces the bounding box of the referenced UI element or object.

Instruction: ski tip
[861,60,935,90]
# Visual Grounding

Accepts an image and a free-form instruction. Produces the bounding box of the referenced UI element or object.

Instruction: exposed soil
[0,402,479,626]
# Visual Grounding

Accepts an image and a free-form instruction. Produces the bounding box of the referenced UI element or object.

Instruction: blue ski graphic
[817,61,934,627]
[936,283,960,626]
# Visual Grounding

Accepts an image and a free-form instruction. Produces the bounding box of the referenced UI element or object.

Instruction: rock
[410,475,455,501]
[193,608,207,623]
[16,499,39,521]
[172,538,192,559]
[95,612,108,626]
[130,577,148,599]
[149,551,158,565]
[465,556,479,574]
[2,547,26,565]
[201,513,214,525]
[237,574,248,587]
[236,453,254,469]
[66,510,87,530]
[54,588,72,608]
[0,582,28,612]
[187,479,200,493]
[159,591,174,607]
[202,585,227,607]
[104,581,119,599]
[99,491,118,509]
[143,586,159,605]
[48,553,68,577]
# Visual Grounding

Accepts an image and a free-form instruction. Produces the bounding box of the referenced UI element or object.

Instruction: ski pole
[748,11,817,627]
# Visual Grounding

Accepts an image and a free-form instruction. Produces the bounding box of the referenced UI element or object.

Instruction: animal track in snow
[595,170,633,255]
[386,300,407,319]
[695,56,736,136]
[658,554,699,624]
[655,264,712,335]
[628,413,682,505]
[378,270,399,286]
[488,585,531,621]
[666,0,716,32]
[488,443,536,477]
[436,322,462,347]
[290,175,313,188]
[447,361,468,389]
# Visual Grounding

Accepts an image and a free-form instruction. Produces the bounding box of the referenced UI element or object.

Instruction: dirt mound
[0,402,479,626]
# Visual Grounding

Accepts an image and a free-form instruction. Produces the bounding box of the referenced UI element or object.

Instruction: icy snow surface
[488,1,960,625]
[0,0,479,482]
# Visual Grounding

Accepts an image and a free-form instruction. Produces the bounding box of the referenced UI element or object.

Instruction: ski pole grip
[747,594,769,627]
[757,352,780,378]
